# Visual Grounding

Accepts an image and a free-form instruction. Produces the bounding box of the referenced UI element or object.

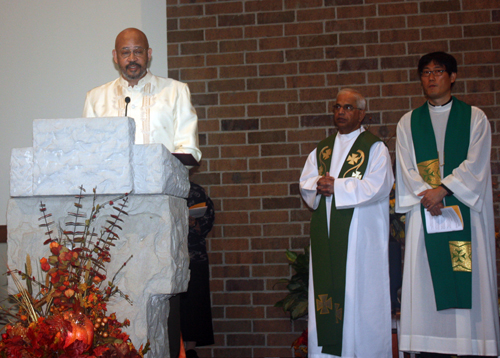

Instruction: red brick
[420,0,461,13]
[208,79,245,92]
[297,7,336,21]
[180,67,218,81]
[246,50,284,64]
[263,223,302,237]
[207,106,246,119]
[227,334,265,346]
[248,104,287,117]
[225,251,264,264]
[286,48,324,62]
[260,90,300,105]
[407,40,449,55]
[265,251,292,265]
[337,4,376,18]
[378,2,417,15]
[300,114,334,127]
[259,36,298,50]
[339,58,378,72]
[287,74,325,88]
[325,18,364,32]
[211,237,250,251]
[212,265,250,279]
[249,158,288,171]
[168,55,205,69]
[245,0,283,12]
[205,27,243,41]
[339,31,378,45]
[180,16,217,29]
[253,319,293,332]
[326,73,365,86]
[465,23,500,37]
[259,63,298,76]
[286,0,322,8]
[212,319,252,332]
[261,116,300,130]
[205,2,243,15]
[288,102,327,115]
[285,22,323,36]
[208,132,246,145]
[251,238,290,250]
[220,91,258,105]
[224,224,262,238]
[212,347,253,357]
[244,24,283,38]
[252,264,290,277]
[380,29,420,43]
[268,333,303,346]
[288,128,327,142]
[449,10,491,24]
[181,41,218,55]
[247,77,286,90]
[220,65,258,78]
[370,97,411,111]
[326,45,365,59]
[366,16,406,30]
[407,13,448,28]
[168,4,203,17]
[421,26,462,40]
[463,0,500,10]
[221,145,259,158]
[382,83,422,97]
[227,306,266,318]
[261,143,301,157]
[223,198,261,211]
[210,183,248,196]
[262,196,301,209]
[451,38,492,52]
[215,212,249,225]
[167,18,178,31]
[168,29,204,43]
[219,14,255,27]
[460,66,494,79]
[464,51,500,65]
[210,159,247,172]
[368,70,409,84]
[222,171,261,184]
[250,210,289,223]
[257,11,295,24]
[366,43,406,57]
[300,34,338,48]
[381,55,421,69]
[220,39,257,52]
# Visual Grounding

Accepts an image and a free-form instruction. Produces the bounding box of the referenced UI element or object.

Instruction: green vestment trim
[410,97,472,310]
[310,130,381,355]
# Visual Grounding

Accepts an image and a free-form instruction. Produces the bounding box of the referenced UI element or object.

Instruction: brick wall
[166,0,500,356]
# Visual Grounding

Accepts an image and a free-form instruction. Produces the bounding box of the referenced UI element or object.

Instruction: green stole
[310,130,381,356]
[410,97,472,310]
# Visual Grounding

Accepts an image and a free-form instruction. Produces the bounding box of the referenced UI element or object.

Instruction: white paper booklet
[425,205,464,234]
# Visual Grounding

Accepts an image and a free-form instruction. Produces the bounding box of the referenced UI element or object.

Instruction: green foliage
[275,246,309,320]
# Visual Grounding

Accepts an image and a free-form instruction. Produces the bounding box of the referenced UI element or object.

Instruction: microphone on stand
[124,97,131,117]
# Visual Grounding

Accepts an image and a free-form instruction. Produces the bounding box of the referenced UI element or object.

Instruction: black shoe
[186,349,199,358]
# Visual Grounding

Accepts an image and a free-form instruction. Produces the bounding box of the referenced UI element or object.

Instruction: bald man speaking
[83,28,202,163]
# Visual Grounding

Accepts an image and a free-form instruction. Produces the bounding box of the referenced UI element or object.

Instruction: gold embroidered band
[417,158,441,188]
[449,241,472,272]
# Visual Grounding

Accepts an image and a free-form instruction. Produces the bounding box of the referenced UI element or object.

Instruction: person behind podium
[299,88,394,357]
[82,27,202,163]
[395,51,499,357]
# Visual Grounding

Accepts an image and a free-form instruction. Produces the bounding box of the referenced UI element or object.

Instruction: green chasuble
[410,97,472,310]
[310,130,381,356]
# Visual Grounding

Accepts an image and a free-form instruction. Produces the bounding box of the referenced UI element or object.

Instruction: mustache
[126,62,141,70]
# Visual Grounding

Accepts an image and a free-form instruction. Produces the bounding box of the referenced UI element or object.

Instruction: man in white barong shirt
[83,28,202,163]
[395,52,500,357]
[300,88,394,358]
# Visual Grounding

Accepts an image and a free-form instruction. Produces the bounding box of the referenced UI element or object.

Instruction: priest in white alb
[300,88,394,358]
[395,51,500,357]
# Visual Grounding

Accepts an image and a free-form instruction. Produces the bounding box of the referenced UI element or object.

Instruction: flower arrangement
[291,329,308,358]
[0,187,150,357]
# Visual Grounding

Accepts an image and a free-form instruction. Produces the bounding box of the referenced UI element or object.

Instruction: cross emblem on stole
[316,294,332,314]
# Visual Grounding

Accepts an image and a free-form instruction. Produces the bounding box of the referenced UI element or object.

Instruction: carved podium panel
[8,117,190,358]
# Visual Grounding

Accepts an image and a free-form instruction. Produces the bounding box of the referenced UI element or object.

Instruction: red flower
[40,257,50,272]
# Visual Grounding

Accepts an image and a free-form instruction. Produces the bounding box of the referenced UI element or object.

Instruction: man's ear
[112,49,118,64]
[450,72,457,84]
[147,48,152,62]
[359,109,366,124]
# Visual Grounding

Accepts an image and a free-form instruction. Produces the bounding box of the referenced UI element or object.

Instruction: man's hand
[317,172,335,197]
[418,186,448,216]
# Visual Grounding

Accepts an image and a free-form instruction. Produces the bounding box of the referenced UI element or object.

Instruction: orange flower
[64,289,75,298]
[40,257,50,272]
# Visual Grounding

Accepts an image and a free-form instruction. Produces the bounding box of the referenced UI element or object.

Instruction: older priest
[300,88,394,358]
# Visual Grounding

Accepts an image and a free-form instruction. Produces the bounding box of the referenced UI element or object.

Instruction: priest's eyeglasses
[333,104,359,112]
[119,48,147,59]
[420,69,446,77]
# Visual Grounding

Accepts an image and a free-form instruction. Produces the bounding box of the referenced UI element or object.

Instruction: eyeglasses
[420,69,446,77]
[333,104,360,112]
[119,48,147,59]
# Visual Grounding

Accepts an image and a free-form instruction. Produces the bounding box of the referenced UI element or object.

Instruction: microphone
[125,97,131,116]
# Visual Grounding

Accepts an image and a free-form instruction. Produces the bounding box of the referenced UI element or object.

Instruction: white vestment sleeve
[82,92,96,118]
[440,107,490,212]
[334,141,394,209]
[172,83,202,162]
[395,112,431,214]
[299,149,322,210]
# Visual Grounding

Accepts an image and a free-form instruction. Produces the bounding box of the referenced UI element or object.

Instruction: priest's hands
[317,172,335,197]
[418,186,448,216]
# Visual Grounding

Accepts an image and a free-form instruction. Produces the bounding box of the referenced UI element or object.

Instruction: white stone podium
[7,117,190,358]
